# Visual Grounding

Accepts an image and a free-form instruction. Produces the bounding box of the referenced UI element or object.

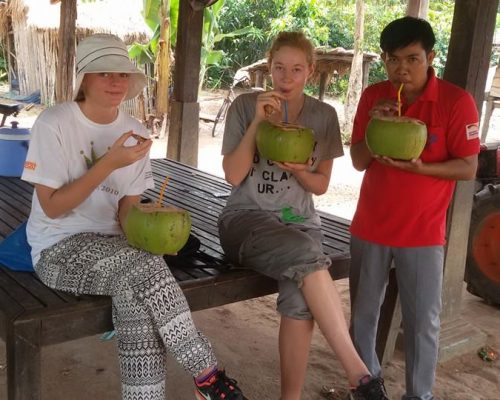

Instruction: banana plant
[130,0,261,89]
[200,0,262,89]
[128,0,179,64]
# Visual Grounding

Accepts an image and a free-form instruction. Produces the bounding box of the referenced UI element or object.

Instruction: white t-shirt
[21,102,155,264]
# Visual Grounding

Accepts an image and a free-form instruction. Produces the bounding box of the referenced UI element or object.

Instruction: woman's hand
[275,159,312,172]
[254,91,286,123]
[102,131,152,170]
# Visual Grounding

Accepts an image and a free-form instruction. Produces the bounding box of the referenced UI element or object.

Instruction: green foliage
[129,0,179,65]
[427,1,455,77]
[0,44,7,82]
[201,0,263,89]
[329,75,350,99]
[133,0,500,95]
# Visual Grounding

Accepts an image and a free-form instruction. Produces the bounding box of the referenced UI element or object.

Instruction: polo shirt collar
[419,67,438,102]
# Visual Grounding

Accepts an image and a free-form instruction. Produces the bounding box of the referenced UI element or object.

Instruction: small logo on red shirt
[465,123,479,140]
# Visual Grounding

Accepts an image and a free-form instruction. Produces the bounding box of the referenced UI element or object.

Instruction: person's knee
[277,280,312,320]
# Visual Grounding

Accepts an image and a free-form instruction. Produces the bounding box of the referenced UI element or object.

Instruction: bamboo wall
[5,0,155,122]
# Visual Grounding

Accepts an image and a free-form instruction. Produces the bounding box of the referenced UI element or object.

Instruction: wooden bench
[0,157,352,400]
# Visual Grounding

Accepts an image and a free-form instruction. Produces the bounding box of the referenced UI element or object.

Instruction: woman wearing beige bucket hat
[21,33,246,400]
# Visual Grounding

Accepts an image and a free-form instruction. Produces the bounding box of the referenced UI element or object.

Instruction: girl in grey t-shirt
[218,32,388,400]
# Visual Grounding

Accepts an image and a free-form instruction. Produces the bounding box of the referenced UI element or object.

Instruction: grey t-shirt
[220,92,343,227]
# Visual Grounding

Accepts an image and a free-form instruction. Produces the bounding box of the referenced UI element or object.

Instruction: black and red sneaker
[350,375,389,400]
[195,369,245,400]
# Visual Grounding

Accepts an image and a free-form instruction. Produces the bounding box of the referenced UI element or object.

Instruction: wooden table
[0,158,352,400]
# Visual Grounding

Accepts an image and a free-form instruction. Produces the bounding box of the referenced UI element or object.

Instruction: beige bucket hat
[73,34,147,101]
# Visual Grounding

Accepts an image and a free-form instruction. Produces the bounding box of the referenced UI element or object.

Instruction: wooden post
[438,0,497,361]
[361,60,370,91]
[167,0,204,165]
[5,11,18,92]
[480,95,496,142]
[406,0,429,19]
[7,320,42,400]
[55,0,77,103]
[442,0,497,317]
[343,0,364,135]
[318,71,329,102]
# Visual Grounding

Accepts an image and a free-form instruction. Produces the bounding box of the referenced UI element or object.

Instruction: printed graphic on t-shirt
[81,141,110,169]
[248,153,293,194]
[465,123,479,140]
[248,145,317,195]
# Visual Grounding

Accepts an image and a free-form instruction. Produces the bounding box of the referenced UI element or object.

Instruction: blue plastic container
[0,121,31,177]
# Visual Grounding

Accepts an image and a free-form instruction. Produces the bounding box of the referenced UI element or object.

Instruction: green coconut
[256,120,315,163]
[365,116,427,160]
[123,203,191,255]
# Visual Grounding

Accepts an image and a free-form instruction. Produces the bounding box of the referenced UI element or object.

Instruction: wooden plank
[38,298,112,346]
[0,270,42,313]
[2,269,70,308]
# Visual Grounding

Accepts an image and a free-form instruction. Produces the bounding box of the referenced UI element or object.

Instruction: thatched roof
[1,0,152,41]
[0,0,152,105]
[240,47,379,87]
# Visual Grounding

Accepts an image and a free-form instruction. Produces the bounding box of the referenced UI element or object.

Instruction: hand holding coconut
[255,90,285,123]
[123,177,192,256]
[365,84,427,162]
[254,91,315,165]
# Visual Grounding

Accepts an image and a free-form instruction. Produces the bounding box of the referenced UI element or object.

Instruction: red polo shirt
[350,68,480,246]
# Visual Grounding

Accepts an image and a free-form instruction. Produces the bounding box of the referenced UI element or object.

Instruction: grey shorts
[218,210,331,319]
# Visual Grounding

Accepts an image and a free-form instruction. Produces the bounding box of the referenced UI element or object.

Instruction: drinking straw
[397,83,404,117]
[156,176,170,206]
[284,100,288,123]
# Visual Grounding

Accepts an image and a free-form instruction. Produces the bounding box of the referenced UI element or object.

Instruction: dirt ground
[0,90,499,399]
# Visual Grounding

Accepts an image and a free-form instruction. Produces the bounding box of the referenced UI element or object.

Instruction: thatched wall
[7,0,58,104]
[1,0,152,116]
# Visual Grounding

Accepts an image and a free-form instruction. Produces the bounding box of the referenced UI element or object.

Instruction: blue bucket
[0,121,31,177]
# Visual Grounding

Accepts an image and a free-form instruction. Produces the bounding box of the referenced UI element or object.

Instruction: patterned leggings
[35,232,217,400]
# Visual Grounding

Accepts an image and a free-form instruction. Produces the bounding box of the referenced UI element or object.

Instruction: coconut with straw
[123,176,192,255]
[365,83,428,160]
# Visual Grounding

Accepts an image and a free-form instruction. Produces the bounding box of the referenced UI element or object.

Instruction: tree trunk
[55,0,77,103]
[343,0,364,140]
[156,0,171,135]
[406,0,429,19]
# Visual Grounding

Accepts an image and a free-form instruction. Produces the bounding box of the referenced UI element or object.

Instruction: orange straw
[397,83,404,116]
[156,176,170,206]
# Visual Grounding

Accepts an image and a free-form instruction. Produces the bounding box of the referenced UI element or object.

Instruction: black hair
[380,16,435,54]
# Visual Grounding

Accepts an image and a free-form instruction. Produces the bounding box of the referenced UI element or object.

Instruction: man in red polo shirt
[349,16,480,400]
